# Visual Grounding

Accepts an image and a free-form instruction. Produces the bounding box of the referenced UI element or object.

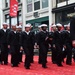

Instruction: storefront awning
[26,16,49,24]
[52,3,75,13]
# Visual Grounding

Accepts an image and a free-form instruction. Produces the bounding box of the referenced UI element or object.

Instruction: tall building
[52,0,75,25]
[1,0,75,30]
[2,0,52,31]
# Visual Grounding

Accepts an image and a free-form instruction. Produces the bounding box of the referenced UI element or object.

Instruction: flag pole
[9,0,11,29]
[9,16,11,29]
[17,11,19,26]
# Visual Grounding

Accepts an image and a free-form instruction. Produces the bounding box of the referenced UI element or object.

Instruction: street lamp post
[49,0,52,31]
[22,0,26,31]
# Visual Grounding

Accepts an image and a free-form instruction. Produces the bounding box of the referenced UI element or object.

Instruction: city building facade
[2,0,75,30]
[2,0,52,31]
[52,0,75,25]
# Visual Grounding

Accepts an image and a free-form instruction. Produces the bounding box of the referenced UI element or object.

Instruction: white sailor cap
[51,24,56,27]
[25,24,31,28]
[27,23,31,26]
[27,23,33,28]
[68,23,70,26]
[3,22,8,25]
[17,25,22,28]
[56,23,62,27]
[66,25,70,27]
[64,23,70,27]
[11,24,16,26]
[64,25,67,27]
[16,26,19,28]
[38,25,42,28]
[41,24,47,27]
[19,25,22,28]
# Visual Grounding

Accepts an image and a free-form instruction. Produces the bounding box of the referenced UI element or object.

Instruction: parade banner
[10,0,18,17]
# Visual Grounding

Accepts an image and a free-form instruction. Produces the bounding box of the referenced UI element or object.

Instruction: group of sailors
[0,22,75,69]
[37,23,73,68]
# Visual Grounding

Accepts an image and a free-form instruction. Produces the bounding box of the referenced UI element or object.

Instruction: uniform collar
[67,30,70,33]
[3,29,7,32]
[25,31,30,35]
[42,30,47,33]
[12,30,16,33]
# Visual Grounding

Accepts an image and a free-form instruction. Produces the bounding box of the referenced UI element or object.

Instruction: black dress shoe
[66,63,72,65]
[52,61,56,64]
[11,64,15,67]
[11,64,19,67]
[0,62,3,65]
[42,65,48,68]
[4,63,8,65]
[30,61,34,63]
[25,67,30,69]
[15,65,19,67]
[57,64,63,67]
[38,62,42,64]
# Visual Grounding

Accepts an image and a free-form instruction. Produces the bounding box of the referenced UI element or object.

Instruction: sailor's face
[42,27,47,31]
[67,26,70,31]
[57,27,61,31]
[52,26,56,30]
[25,27,30,32]
[39,28,42,31]
[3,24,8,29]
[12,26,16,31]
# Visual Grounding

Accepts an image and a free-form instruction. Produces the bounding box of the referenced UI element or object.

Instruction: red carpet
[0,55,75,75]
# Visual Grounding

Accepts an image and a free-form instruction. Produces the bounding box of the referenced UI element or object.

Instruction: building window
[27,0,32,12]
[5,0,9,7]
[5,10,22,25]
[18,10,22,21]
[5,14,17,25]
[18,10,21,16]
[55,10,73,25]
[18,0,21,2]
[5,14,9,23]
[34,0,40,10]
[55,12,62,24]
[42,0,48,8]
[27,0,32,4]
[57,0,68,3]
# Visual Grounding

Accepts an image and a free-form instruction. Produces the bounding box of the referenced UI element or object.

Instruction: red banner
[10,0,18,17]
